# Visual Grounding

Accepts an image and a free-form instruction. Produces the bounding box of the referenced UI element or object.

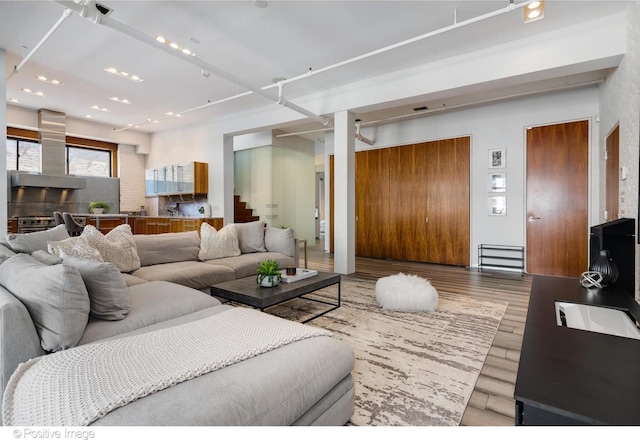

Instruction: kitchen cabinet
[130,217,223,235]
[145,162,208,196]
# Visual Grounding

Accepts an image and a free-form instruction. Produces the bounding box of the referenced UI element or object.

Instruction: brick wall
[118,144,146,212]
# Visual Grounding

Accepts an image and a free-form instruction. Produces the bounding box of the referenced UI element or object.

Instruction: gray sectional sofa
[0,221,355,426]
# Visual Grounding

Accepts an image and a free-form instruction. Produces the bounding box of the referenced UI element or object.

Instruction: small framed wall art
[488,172,506,193]
[489,148,506,168]
[489,195,507,216]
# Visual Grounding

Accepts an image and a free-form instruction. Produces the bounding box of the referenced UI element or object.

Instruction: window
[67,146,112,177]
[6,128,41,172]
[5,128,118,177]
[66,136,118,178]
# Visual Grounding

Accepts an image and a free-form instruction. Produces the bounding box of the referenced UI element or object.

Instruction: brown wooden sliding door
[355,148,390,258]
[332,136,470,266]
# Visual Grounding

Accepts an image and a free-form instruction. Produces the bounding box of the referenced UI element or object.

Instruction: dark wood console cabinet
[514,275,640,425]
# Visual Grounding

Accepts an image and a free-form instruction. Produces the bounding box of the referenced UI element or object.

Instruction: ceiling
[0,1,632,139]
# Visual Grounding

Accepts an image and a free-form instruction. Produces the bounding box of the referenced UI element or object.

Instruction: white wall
[1,49,7,236]
[325,86,601,266]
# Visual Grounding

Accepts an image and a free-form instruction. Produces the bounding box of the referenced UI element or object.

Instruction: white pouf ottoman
[375,273,438,312]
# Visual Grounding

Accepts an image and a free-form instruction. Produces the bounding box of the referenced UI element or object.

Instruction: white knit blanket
[2,308,331,426]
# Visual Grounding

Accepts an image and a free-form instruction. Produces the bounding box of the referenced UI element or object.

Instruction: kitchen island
[128,216,223,235]
[71,214,223,234]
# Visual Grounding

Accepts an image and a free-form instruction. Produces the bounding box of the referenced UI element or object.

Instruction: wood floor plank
[305,243,530,426]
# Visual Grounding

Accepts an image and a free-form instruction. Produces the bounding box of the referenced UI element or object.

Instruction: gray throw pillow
[6,224,70,253]
[235,220,266,253]
[0,253,90,352]
[264,227,296,258]
[61,255,131,321]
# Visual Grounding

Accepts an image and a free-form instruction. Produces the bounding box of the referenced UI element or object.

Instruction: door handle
[528,216,541,222]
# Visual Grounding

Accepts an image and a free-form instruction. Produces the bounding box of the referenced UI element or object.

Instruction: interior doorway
[605,125,620,221]
[525,120,590,277]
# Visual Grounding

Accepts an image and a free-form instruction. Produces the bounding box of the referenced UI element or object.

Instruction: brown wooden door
[389,143,428,262]
[526,120,589,277]
[425,137,470,266]
[355,148,390,258]
[606,125,620,221]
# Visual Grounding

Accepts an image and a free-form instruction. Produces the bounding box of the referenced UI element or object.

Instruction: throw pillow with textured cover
[235,220,266,253]
[61,255,130,321]
[47,236,78,256]
[0,253,90,352]
[264,227,296,257]
[82,224,140,272]
[198,223,241,260]
[6,224,70,253]
[58,236,103,262]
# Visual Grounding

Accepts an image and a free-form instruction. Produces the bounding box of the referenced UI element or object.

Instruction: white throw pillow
[58,236,104,262]
[47,236,79,257]
[81,224,140,272]
[198,223,241,260]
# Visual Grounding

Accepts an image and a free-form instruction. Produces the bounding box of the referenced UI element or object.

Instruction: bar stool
[62,212,84,237]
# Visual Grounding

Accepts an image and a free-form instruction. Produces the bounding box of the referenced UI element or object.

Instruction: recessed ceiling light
[254,0,268,8]
[104,67,144,82]
[8,98,21,103]
[21,88,46,97]
[90,105,111,112]
[110,96,133,104]
[36,75,63,86]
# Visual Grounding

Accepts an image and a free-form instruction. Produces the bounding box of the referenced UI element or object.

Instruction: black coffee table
[210,271,341,323]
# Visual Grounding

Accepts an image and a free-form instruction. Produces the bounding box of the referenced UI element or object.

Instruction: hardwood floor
[304,242,532,426]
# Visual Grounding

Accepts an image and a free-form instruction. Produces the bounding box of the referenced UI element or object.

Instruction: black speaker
[589,218,635,296]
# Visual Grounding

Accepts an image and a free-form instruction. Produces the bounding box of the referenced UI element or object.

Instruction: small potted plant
[257,259,282,287]
[88,201,110,214]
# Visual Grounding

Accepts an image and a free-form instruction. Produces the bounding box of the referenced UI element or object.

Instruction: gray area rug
[268,277,508,426]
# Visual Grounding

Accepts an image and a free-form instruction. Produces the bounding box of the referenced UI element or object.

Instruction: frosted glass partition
[234,145,315,242]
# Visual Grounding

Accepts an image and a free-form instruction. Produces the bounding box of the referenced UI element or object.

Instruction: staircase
[234,195,260,223]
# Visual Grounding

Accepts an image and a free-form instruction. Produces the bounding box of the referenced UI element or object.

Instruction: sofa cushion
[121,273,149,287]
[0,286,47,407]
[82,224,140,272]
[131,261,236,291]
[61,255,131,321]
[6,224,70,253]
[198,223,241,261]
[0,243,16,261]
[0,253,90,352]
[133,231,200,267]
[78,281,222,345]
[235,220,266,253]
[264,227,296,258]
[207,252,296,279]
[30,250,63,265]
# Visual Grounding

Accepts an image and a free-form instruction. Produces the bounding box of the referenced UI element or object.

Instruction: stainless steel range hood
[10,172,86,189]
[10,109,86,189]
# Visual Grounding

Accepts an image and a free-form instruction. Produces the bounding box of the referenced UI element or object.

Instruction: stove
[17,216,57,234]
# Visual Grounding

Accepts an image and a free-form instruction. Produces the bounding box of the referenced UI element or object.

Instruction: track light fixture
[524,0,545,24]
